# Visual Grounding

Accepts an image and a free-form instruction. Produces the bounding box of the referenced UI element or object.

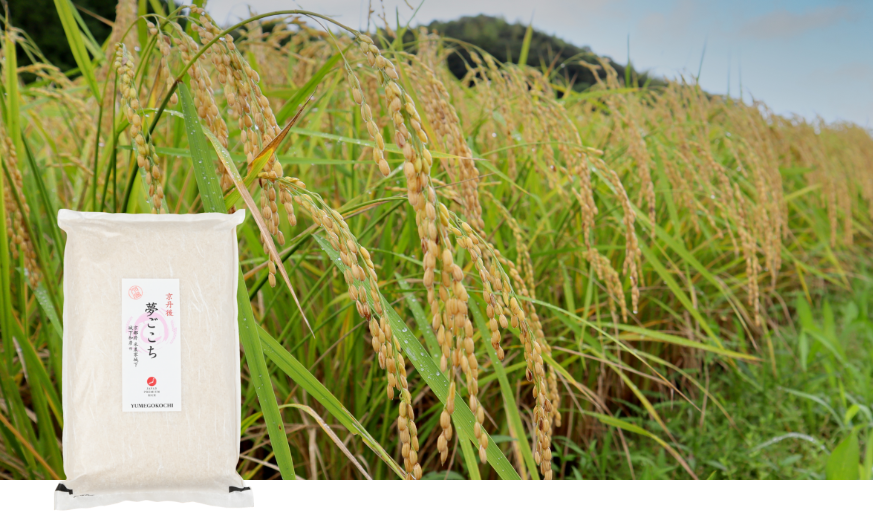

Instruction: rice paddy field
[1,2,872,481]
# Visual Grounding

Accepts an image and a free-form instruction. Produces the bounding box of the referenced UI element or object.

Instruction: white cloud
[738,5,854,40]
[637,0,711,41]
[831,61,873,82]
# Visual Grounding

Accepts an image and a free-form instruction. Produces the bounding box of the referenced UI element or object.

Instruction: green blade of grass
[22,138,65,258]
[7,316,64,475]
[458,431,481,480]
[280,403,371,479]
[606,323,758,361]
[70,3,105,61]
[397,275,441,363]
[52,0,101,100]
[644,217,753,335]
[180,91,226,213]
[584,411,697,479]
[826,432,860,480]
[590,349,672,436]
[863,429,873,481]
[257,325,406,479]
[528,296,755,361]
[275,51,343,125]
[517,19,533,67]
[15,316,62,429]
[638,242,724,349]
[779,387,842,427]
[33,283,62,342]
[136,0,148,51]
[3,30,21,151]
[0,408,59,479]
[547,356,697,479]
[147,0,166,17]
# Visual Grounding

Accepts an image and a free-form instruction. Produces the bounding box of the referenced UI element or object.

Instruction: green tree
[426,15,659,91]
[6,0,116,71]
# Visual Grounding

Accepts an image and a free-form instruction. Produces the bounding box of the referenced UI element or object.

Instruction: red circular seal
[147,377,157,386]
[128,285,143,300]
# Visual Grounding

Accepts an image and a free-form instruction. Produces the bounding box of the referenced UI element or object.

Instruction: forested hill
[425,15,659,91]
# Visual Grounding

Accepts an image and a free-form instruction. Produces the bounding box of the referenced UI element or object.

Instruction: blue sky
[204,0,873,128]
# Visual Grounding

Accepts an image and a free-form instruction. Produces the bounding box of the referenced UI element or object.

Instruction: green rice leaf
[275,51,343,124]
[3,30,21,150]
[826,432,860,480]
[258,326,406,479]
[517,19,533,68]
[52,0,101,100]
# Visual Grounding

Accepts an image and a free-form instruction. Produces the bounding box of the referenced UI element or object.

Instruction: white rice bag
[54,209,253,509]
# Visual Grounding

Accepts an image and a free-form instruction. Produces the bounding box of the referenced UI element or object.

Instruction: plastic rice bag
[54,209,253,509]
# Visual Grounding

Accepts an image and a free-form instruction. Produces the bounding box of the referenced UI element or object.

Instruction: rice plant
[1,2,872,480]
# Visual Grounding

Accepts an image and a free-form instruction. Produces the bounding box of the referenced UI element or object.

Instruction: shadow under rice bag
[55,209,253,509]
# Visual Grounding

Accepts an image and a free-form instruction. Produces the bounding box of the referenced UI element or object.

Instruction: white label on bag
[121,278,181,412]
